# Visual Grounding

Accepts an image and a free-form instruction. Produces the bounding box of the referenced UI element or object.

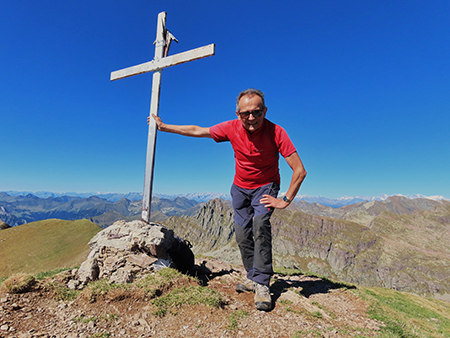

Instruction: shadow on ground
[189,259,356,312]
[271,275,356,302]
[188,261,238,286]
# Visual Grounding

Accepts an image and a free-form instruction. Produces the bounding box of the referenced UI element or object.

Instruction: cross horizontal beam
[110,43,215,81]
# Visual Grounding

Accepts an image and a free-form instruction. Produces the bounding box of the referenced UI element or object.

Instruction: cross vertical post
[142,12,166,223]
[110,12,215,223]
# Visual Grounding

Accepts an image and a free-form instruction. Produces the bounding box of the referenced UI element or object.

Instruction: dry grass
[0,273,36,293]
[0,219,101,278]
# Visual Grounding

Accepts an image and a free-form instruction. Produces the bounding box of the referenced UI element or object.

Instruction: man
[151,88,306,311]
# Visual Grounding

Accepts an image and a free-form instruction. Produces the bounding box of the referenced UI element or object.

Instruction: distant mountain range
[3,191,144,202]
[0,192,201,227]
[3,190,448,207]
[2,190,450,300]
[1,189,448,228]
[294,193,448,207]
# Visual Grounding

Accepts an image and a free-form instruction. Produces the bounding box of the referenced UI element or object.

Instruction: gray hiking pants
[231,182,280,286]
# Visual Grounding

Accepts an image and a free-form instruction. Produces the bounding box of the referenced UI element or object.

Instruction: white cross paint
[111,11,215,223]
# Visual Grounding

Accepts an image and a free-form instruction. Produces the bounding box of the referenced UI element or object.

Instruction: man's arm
[260,151,307,209]
[149,114,212,138]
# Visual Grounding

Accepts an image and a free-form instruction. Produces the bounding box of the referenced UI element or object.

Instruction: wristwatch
[283,196,292,204]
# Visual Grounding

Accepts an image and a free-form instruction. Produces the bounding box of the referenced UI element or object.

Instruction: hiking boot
[236,278,255,293]
[254,283,272,311]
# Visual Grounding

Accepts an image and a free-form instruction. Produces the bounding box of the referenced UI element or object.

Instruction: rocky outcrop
[0,206,24,227]
[71,220,179,288]
[161,199,450,301]
[291,196,448,226]
[0,220,11,230]
[163,199,237,257]
[270,210,382,284]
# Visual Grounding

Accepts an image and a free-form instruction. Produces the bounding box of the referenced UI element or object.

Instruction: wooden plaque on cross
[111,11,215,223]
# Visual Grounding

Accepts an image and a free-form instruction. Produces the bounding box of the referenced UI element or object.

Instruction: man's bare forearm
[285,167,307,201]
[260,152,306,209]
[150,114,212,138]
[159,123,211,137]
[284,152,307,201]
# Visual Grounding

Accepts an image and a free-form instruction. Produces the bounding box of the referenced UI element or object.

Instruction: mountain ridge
[161,197,450,301]
[0,192,200,227]
[1,191,448,228]
[3,190,448,206]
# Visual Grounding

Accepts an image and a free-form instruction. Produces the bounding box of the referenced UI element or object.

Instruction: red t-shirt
[210,118,296,189]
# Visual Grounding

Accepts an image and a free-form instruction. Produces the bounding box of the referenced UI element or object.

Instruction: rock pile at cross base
[69,220,184,289]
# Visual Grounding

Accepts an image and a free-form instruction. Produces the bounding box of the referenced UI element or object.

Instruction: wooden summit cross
[111,11,215,223]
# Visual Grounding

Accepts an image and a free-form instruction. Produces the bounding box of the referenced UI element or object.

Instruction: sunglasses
[238,108,264,118]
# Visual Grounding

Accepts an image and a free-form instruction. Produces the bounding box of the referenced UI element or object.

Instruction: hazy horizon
[2,189,448,202]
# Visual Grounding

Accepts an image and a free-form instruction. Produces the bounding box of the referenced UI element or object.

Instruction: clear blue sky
[1,0,449,199]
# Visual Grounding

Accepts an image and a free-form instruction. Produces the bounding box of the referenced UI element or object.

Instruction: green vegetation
[89,334,111,338]
[73,315,98,323]
[81,268,223,317]
[50,281,80,301]
[86,278,131,296]
[152,285,223,316]
[311,311,323,319]
[273,267,304,276]
[1,265,223,319]
[278,299,306,316]
[0,219,101,278]
[357,286,450,338]
[273,267,450,336]
[105,313,119,321]
[226,310,249,330]
[0,267,80,300]
[35,267,76,280]
[85,267,192,302]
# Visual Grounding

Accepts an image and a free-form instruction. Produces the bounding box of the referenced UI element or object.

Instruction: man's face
[236,94,267,133]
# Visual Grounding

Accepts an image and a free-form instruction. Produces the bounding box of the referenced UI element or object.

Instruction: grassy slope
[0,214,449,336]
[356,285,450,337]
[0,219,101,278]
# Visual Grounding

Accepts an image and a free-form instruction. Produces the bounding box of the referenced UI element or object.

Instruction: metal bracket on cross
[111,11,215,223]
